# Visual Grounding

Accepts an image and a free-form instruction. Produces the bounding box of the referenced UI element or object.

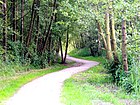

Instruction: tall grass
[0,60,35,76]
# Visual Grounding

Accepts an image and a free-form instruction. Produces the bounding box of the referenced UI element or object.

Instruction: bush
[104,60,122,83]
[104,55,140,94]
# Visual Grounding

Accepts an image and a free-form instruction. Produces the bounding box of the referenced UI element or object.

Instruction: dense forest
[0,0,140,101]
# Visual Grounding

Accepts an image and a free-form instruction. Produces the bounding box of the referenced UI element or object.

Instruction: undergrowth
[0,60,35,76]
[104,55,140,95]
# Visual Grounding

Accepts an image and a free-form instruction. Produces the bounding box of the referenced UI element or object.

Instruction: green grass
[61,64,121,105]
[68,48,106,64]
[78,56,106,64]
[61,49,139,105]
[61,63,138,105]
[69,48,91,57]
[0,64,69,105]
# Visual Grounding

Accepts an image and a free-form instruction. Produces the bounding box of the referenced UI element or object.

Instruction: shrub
[104,60,122,83]
[104,54,140,94]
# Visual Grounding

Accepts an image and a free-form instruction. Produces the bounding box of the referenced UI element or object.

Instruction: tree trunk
[35,0,40,47]
[59,37,64,63]
[63,26,69,63]
[110,13,119,63]
[109,2,119,63]
[2,0,7,61]
[97,21,107,50]
[15,0,18,40]
[97,27,101,55]
[122,19,128,72]
[47,34,51,65]
[55,41,60,62]
[26,0,37,47]
[105,11,113,60]
[11,0,17,41]
[20,0,24,43]
[38,7,48,53]
[35,14,39,47]
[80,33,85,48]
[42,0,57,52]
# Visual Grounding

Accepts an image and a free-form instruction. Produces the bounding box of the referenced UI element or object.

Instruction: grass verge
[61,56,139,105]
[0,64,70,105]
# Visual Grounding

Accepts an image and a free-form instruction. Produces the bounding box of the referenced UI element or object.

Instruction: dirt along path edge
[6,56,99,105]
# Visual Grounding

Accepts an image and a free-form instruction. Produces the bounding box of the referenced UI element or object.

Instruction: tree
[20,0,24,43]
[122,19,128,72]
[63,25,69,63]
[97,21,107,50]
[11,0,17,41]
[109,1,119,63]
[26,0,37,47]
[2,0,7,61]
[105,10,113,60]
[42,0,57,52]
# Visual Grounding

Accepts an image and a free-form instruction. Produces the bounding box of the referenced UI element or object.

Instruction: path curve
[6,56,99,105]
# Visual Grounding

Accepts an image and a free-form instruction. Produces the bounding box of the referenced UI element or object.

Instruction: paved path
[6,56,99,105]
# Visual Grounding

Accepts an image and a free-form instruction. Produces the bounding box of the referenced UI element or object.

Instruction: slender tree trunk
[59,37,64,63]
[41,6,49,42]
[42,0,57,52]
[110,2,119,63]
[80,34,85,48]
[15,0,18,41]
[26,0,37,47]
[37,7,48,53]
[35,14,39,46]
[98,28,101,55]
[2,0,7,61]
[97,21,107,50]
[105,11,113,60]
[96,6,107,52]
[63,26,69,63]
[55,42,59,62]
[37,36,43,54]
[20,0,24,43]
[11,0,17,41]
[20,0,24,58]
[35,0,40,47]
[110,15,119,62]
[122,19,128,72]
[90,47,95,56]
[47,35,51,65]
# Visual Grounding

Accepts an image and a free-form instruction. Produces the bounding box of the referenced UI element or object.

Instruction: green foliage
[104,60,122,83]
[104,54,140,95]
[69,49,106,64]
[120,60,140,95]
[0,60,34,76]
[69,48,91,57]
